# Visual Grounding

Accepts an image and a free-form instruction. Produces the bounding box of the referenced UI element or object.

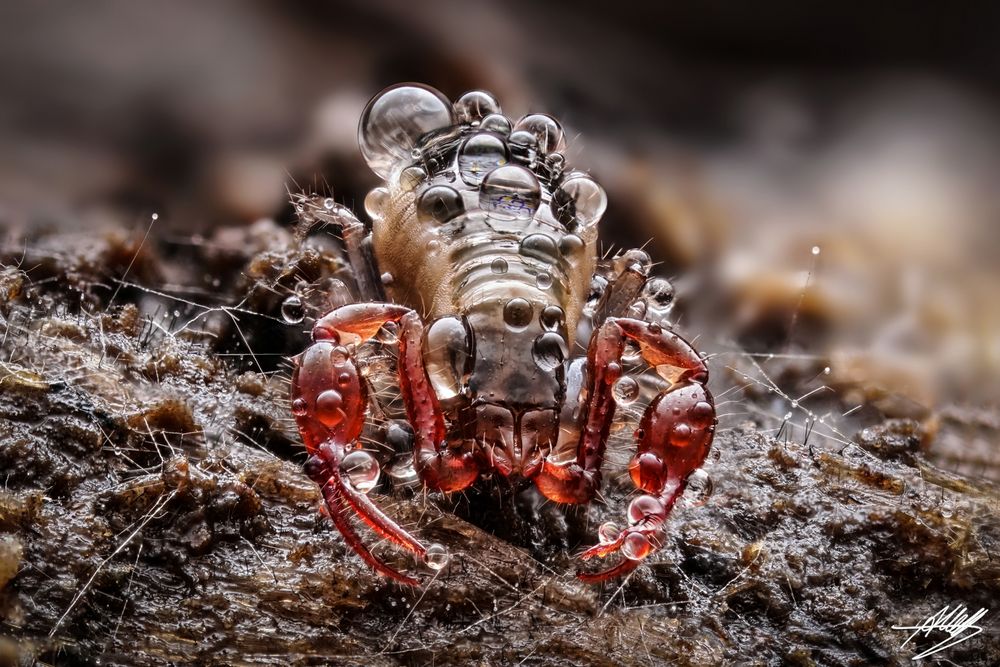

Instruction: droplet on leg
[621,532,652,560]
[340,450,380,493]
[627,494,665,525]
[598,522,621,544]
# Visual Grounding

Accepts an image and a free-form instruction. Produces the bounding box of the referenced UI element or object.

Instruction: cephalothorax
[290,84,716,585]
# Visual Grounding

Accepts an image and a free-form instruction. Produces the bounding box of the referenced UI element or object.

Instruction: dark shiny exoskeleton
[290,84,716,585]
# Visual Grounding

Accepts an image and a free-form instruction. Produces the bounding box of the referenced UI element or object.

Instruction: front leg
[533,318,716,582]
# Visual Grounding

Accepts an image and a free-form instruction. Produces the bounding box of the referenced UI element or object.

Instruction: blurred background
[0,1,998,474]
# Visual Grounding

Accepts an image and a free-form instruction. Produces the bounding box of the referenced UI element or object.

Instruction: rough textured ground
[0,224,998,667]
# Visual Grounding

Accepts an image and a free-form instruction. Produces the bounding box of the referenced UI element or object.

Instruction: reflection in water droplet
[359,84,454,178]
[552,175,607,227]
[684,469,713,507]
[479,113,512,136]
[340,450,380,493]
[425,317,470,402]
[513,113,566,154]
[539,305,564,331]
[424,543,449,570]
[417,185,464,224]
[598,522,621,544]
[454,90,501,124]
[458,133,509,185]
[532,332,567,371]
[281,295,305,324]
[503,298,533,329]
[613,376,640,405]
[364,187,390,220]
[490,257,509,274]
[480,165,540,220]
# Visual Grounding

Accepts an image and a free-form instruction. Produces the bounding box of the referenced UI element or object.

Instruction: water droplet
[424,543,449,570]
[458,132,509,185]
[323,197,335,210]
[417,185,464,224]
[427,239,441,252]
[691,401,714,425]
[823,366,831,375]
[621,249,652,273]
[490,257,509,274]
[535,271,553,289]
[684,469,713,506]
[812,245,821,256]
[628,495,665,525]
[598,522,621,544]
[532,332,567,371]
[399,165,427,192]
[642,278,675,308]
[454,90,501,124]
[151,212,159,221]
[480,165,540,220]
[380,272,394,286]
[281,295,305,324]
[290,398,308,416]
[552,175,606,227]
[613,376,640,405]
[558,234,584,255]
[520,233,558,261]
[539,305,564,331]
[508,129,538,153]
[385,420,415,453]
[425,317,470,402]
[359,84,454,178]
[480,113,512,136]
[513,113,565,154]
[672,422,692,444]
[330,347,349,366]
[377,321,399,344]
[316,389,345,427]
[340,450,380,493]
[337,372,351,386]
[621,533,653,560]
[364,187,389,220]
[503,298,533,329]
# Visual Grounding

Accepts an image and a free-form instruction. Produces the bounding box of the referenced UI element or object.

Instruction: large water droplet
[424,317,470,402]
[519,233,558,262]
[503,298,533,329]
[613,376,640,405]
[552,175,607,227]
[359,84,454,178]
[364,187,390,220]
[532,332,567,371]
[281,295,305,324]
[490,257,509,274]
[479,113,512,136]
[598,522,621,544]
[340,450,380,493]
[316,389,345,427]
[513,113,565,154]
[454,90,501,124]
[424,543,449,570]
[684,469,713,507]
[539,305,564,331]
[621,533,653,560]
[480,165,540,220]
[458,132,509,185]
[417,185,464,224]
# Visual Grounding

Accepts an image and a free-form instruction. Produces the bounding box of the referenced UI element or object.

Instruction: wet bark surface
[0,226,998,667]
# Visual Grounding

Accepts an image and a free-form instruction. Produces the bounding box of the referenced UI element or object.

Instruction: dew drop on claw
[281,295,305,324]
[454,90,501,124]
[424,543,449,570]
[340,450,380,493]
[358,83,454,178]
[613,376,640,405]
[552,175,607,228]
[458,132,509,185]
[598,522,621,544]
[532,332,567,371]
[503,298,533,329]
[621,533,653,561]
[480,164,540,220]
[683,469,713,507]
[490,257,509,274]
[627,494,665,525]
